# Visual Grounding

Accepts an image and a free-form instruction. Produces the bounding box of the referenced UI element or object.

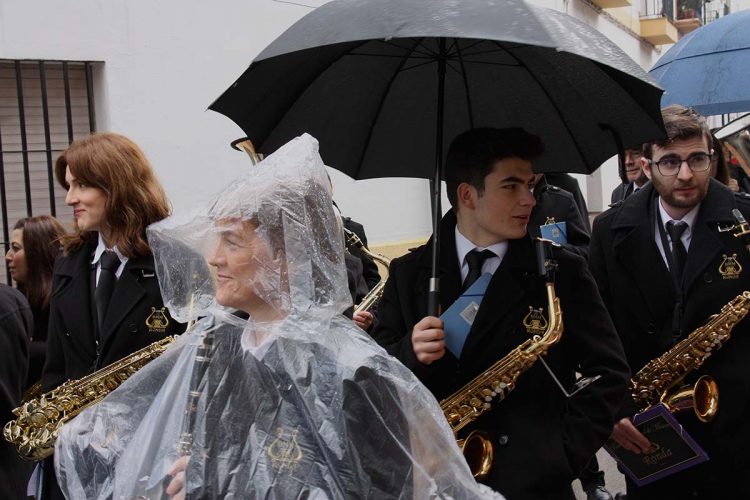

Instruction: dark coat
[530,177,591,258]
[589,179,750,496]
[0,284,32,500]
[371,211,629,499]
[27,305,49,389]
[545,173,591,232]
[43,238,185,391]
[610,182,635,205]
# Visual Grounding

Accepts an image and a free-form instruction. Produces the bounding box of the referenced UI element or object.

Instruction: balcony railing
[640,0,679,44]
[641,0,674,20]
[676,0,703,20]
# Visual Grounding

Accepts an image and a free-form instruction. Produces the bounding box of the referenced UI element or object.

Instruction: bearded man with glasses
[589,104,750,499]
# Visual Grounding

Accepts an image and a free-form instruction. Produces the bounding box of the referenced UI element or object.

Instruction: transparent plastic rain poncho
[54,134,500,499]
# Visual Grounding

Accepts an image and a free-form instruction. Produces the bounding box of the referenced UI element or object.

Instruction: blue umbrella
[650,9,750,116]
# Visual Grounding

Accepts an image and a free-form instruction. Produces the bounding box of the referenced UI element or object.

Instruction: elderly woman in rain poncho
[53,135,500,499]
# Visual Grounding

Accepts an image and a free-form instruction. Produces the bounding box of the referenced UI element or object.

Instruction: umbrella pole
[428,39,447,317]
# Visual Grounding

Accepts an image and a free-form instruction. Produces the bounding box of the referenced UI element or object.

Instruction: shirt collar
[657,197,700,233]
[454,226,508,267]
[92,233,127,265]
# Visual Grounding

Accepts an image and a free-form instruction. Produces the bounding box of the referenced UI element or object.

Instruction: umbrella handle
[428,280,440,317]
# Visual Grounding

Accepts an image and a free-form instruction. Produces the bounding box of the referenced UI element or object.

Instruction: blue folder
[440,273,492,357]
[540,220,567,245]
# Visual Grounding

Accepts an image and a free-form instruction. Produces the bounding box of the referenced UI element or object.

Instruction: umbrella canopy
[210,0,665,178]
[650,9,750,116]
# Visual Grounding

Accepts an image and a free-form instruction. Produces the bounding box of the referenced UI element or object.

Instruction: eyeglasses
[647,152,712,176]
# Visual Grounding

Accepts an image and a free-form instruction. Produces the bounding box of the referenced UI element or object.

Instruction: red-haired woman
[5,215,65,388]
[40,132,185,500]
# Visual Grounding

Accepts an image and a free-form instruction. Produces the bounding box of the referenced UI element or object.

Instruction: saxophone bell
[661,374,719,423]
[456,430,493,480]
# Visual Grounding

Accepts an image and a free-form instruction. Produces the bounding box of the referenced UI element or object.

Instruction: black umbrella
[210,0,666,314]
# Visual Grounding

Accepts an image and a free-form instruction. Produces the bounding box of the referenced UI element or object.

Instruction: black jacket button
[497,434,509,446]
[703,273,713,283]
[647,323,656,334]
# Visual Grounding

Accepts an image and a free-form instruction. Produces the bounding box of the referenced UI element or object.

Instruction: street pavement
[573,449,626,500]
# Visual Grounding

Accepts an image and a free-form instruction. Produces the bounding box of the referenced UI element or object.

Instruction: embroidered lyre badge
[145,307,170,334]
[267,426,303,470]
[523,306,548,335]
[719,253,742,279]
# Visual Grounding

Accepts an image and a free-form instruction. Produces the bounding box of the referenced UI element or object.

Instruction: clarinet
[177,325,215,456]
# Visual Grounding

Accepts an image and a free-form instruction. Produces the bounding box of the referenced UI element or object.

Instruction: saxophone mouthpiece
[534,238,558,283]
[733,208,747,225]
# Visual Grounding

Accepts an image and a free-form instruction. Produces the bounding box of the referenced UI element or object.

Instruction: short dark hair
[643,105,712,159]
[445,127,543,208]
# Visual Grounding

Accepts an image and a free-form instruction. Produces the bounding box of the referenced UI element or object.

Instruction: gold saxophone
[4,336,178,461]
[440,242,563,479]
[630,211,750,422]
[343,228,391,314]
[630,292,750,422]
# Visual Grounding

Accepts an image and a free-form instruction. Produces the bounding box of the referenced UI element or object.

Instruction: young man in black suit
[590,105,750,499]
[372,127,629,499]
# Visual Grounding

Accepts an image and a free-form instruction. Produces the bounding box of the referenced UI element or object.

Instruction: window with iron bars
[0,60,98,284]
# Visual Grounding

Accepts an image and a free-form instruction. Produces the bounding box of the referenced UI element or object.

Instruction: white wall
[0,0,665,244]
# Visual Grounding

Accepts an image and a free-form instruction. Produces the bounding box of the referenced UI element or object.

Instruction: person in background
[529,174,591,258]
[711,134,750,193]
[39,132,185,500]
[327,172,381,331]
[5,215,66,389]
[0,283,32,499]
[610,147,649,204]
[545,172,591,232]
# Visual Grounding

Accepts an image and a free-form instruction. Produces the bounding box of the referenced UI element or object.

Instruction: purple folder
[604,403,709,486]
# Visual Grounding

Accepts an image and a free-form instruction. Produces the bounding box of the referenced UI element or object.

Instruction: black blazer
[590,179,750,493]
[43,237,185,391]
[371,211,628,499]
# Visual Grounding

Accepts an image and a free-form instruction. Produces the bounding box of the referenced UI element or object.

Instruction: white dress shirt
[654,197,700,268]
[92,233,128,284]
[455,227,508,283]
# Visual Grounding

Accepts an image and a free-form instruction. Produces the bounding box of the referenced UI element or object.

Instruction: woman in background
[39,132,184,500]
[5,215,65,389]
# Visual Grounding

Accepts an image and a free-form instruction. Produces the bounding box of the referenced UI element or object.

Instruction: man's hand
[166,455,190,500]
[611,417,651,454]
[353,311,374,331]
[412,316,445,365]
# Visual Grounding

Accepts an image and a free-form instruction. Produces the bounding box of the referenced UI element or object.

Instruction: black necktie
[95,250,121,328]
[462,249,495,291]
[666,221,688,286]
